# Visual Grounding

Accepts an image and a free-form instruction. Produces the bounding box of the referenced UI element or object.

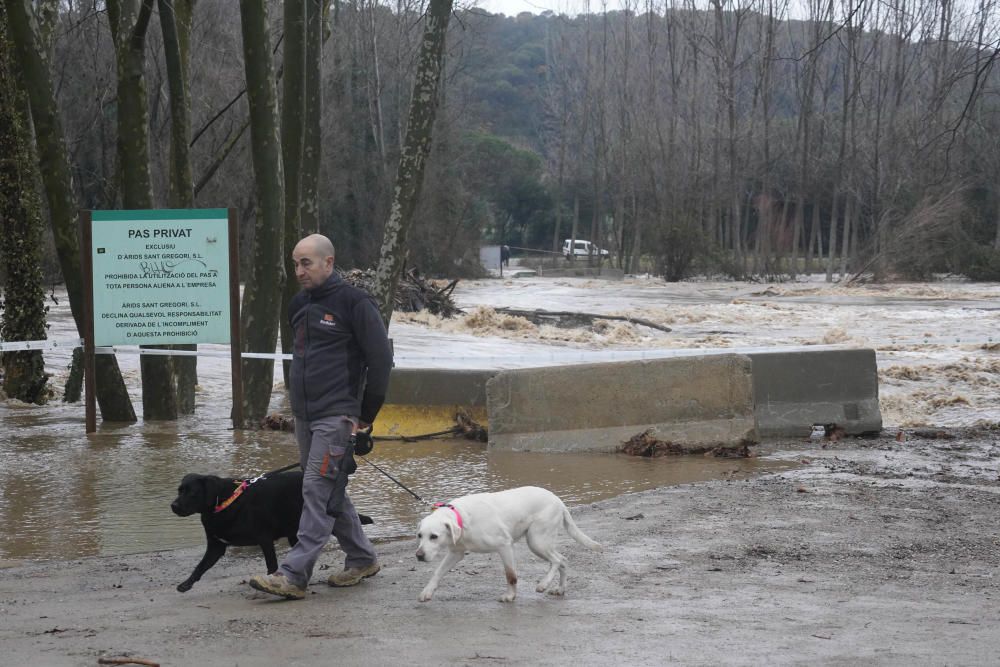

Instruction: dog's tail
[562,508,602,550]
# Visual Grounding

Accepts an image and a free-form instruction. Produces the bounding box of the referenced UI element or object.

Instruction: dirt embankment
[2,429,999,666]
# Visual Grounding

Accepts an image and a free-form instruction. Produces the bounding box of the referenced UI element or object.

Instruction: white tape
[0,338,83,352]
[93,346,293,361]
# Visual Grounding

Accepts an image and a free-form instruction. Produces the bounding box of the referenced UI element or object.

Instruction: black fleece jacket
[287,273,393,424]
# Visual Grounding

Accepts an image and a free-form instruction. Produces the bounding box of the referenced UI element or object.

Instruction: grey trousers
[278,415,377,588]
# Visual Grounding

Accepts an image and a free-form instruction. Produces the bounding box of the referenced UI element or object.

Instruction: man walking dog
[250,234,393,600]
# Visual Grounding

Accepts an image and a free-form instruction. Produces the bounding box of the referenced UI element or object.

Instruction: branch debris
[620,429,753,457]
[98,658,160,667]
[340,267,460,317]
[492,307,671,332]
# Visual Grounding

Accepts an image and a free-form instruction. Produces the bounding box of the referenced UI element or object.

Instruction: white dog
[415,486,602,602]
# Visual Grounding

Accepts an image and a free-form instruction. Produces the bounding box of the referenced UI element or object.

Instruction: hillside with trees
[10,1,1000,284]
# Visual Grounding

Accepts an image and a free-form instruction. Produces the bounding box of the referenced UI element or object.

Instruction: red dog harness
[432,502,464,532]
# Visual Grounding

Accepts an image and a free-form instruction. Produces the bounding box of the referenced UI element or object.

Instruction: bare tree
[299,0,326,234]
[158,0,198,413]
[280,0,307,385]
[237,0,285,427]
[107,0,178,419]
[0,0,47,403]
[4,0,135,420]
[371,0,454,325]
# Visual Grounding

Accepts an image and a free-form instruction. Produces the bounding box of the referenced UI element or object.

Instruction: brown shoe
[249,572,305,600]
[327,562,381,587]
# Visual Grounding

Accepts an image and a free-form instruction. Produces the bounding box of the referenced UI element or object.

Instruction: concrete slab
[486,354,757,452]
[378,348,882,448]
[385,368,494,407]
[749,348,882,437]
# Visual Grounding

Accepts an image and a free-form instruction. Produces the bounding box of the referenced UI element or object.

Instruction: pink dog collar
[432,502,463,530]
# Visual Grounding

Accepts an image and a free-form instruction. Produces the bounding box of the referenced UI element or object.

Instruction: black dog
[171,471,373,592]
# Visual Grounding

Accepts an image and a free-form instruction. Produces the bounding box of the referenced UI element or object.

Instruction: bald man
[250,234,393,600]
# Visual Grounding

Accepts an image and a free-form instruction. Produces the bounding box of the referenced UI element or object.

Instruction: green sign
[91,209,231,346]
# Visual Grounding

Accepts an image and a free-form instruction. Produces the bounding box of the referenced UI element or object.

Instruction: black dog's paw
[177,580,194,592]
[358,513,374,525]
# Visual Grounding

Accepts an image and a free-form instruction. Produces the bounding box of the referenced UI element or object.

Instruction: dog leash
[259,454,426,503]
[357,455,425,502]
[262,461,301,476]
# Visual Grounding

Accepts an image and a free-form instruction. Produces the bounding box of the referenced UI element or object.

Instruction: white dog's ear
[444,521,456,543]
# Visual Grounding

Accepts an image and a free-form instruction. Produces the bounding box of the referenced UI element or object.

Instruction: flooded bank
[0,408,792,561]
[4,275,998,562]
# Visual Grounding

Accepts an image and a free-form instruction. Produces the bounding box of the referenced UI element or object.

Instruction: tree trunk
[631,194,642,274]
[995,189,1000,250]
[279,0,306,386]
[158,0,197,414]
[109,0,177,421]
[4,0,135,421]
[371,0,453,326]
[238,0,286,427]
[0,1,47,403]
[812,200,824,266]
[551,127,566,256]
[589,166,600,268]
[790,196,803,279]
[570,195,579,263]
[299,0,324,234]
[826,191,839,282]
[365,0,386,172]
[839,194,853,279]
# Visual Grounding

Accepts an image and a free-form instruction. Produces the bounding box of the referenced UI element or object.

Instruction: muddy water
[5,276,996,561]
[0,405,789,561]
[396,276,1000,427]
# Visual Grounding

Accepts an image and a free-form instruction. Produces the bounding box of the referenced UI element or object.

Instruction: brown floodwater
[0,399,793,562]
[0,286,806,562]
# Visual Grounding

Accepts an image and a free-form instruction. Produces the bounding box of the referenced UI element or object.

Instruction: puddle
[0,416,792,561]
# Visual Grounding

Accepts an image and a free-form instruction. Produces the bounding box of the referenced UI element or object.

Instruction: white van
[562,239,609,259]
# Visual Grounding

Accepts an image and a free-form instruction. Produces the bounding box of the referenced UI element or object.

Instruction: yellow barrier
[373,404,488,439]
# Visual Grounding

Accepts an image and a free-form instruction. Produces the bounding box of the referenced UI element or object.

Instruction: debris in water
[620,430,685,457]
[910,429,956,440]
[340,267,461,317]
[492,307,672,333]
[619,429,754,457]
[98,657,161,667]
[260,413,294,431]
[455,409,488,442]
[823,424,846,441]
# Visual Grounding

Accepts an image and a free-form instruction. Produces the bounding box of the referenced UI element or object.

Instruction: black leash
[371,426,461,442]
[261,461,302,477]
[358,455,425,502]
[259,455,426,503]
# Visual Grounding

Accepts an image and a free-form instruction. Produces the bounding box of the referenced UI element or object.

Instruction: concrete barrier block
[486,354,757,452]
[749,348,882,437]
[385,368,495,407]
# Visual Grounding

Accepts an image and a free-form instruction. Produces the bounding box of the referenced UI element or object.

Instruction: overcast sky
[472,0,578,16]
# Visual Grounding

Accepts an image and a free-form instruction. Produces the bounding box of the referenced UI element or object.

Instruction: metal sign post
[81,210,97,433]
